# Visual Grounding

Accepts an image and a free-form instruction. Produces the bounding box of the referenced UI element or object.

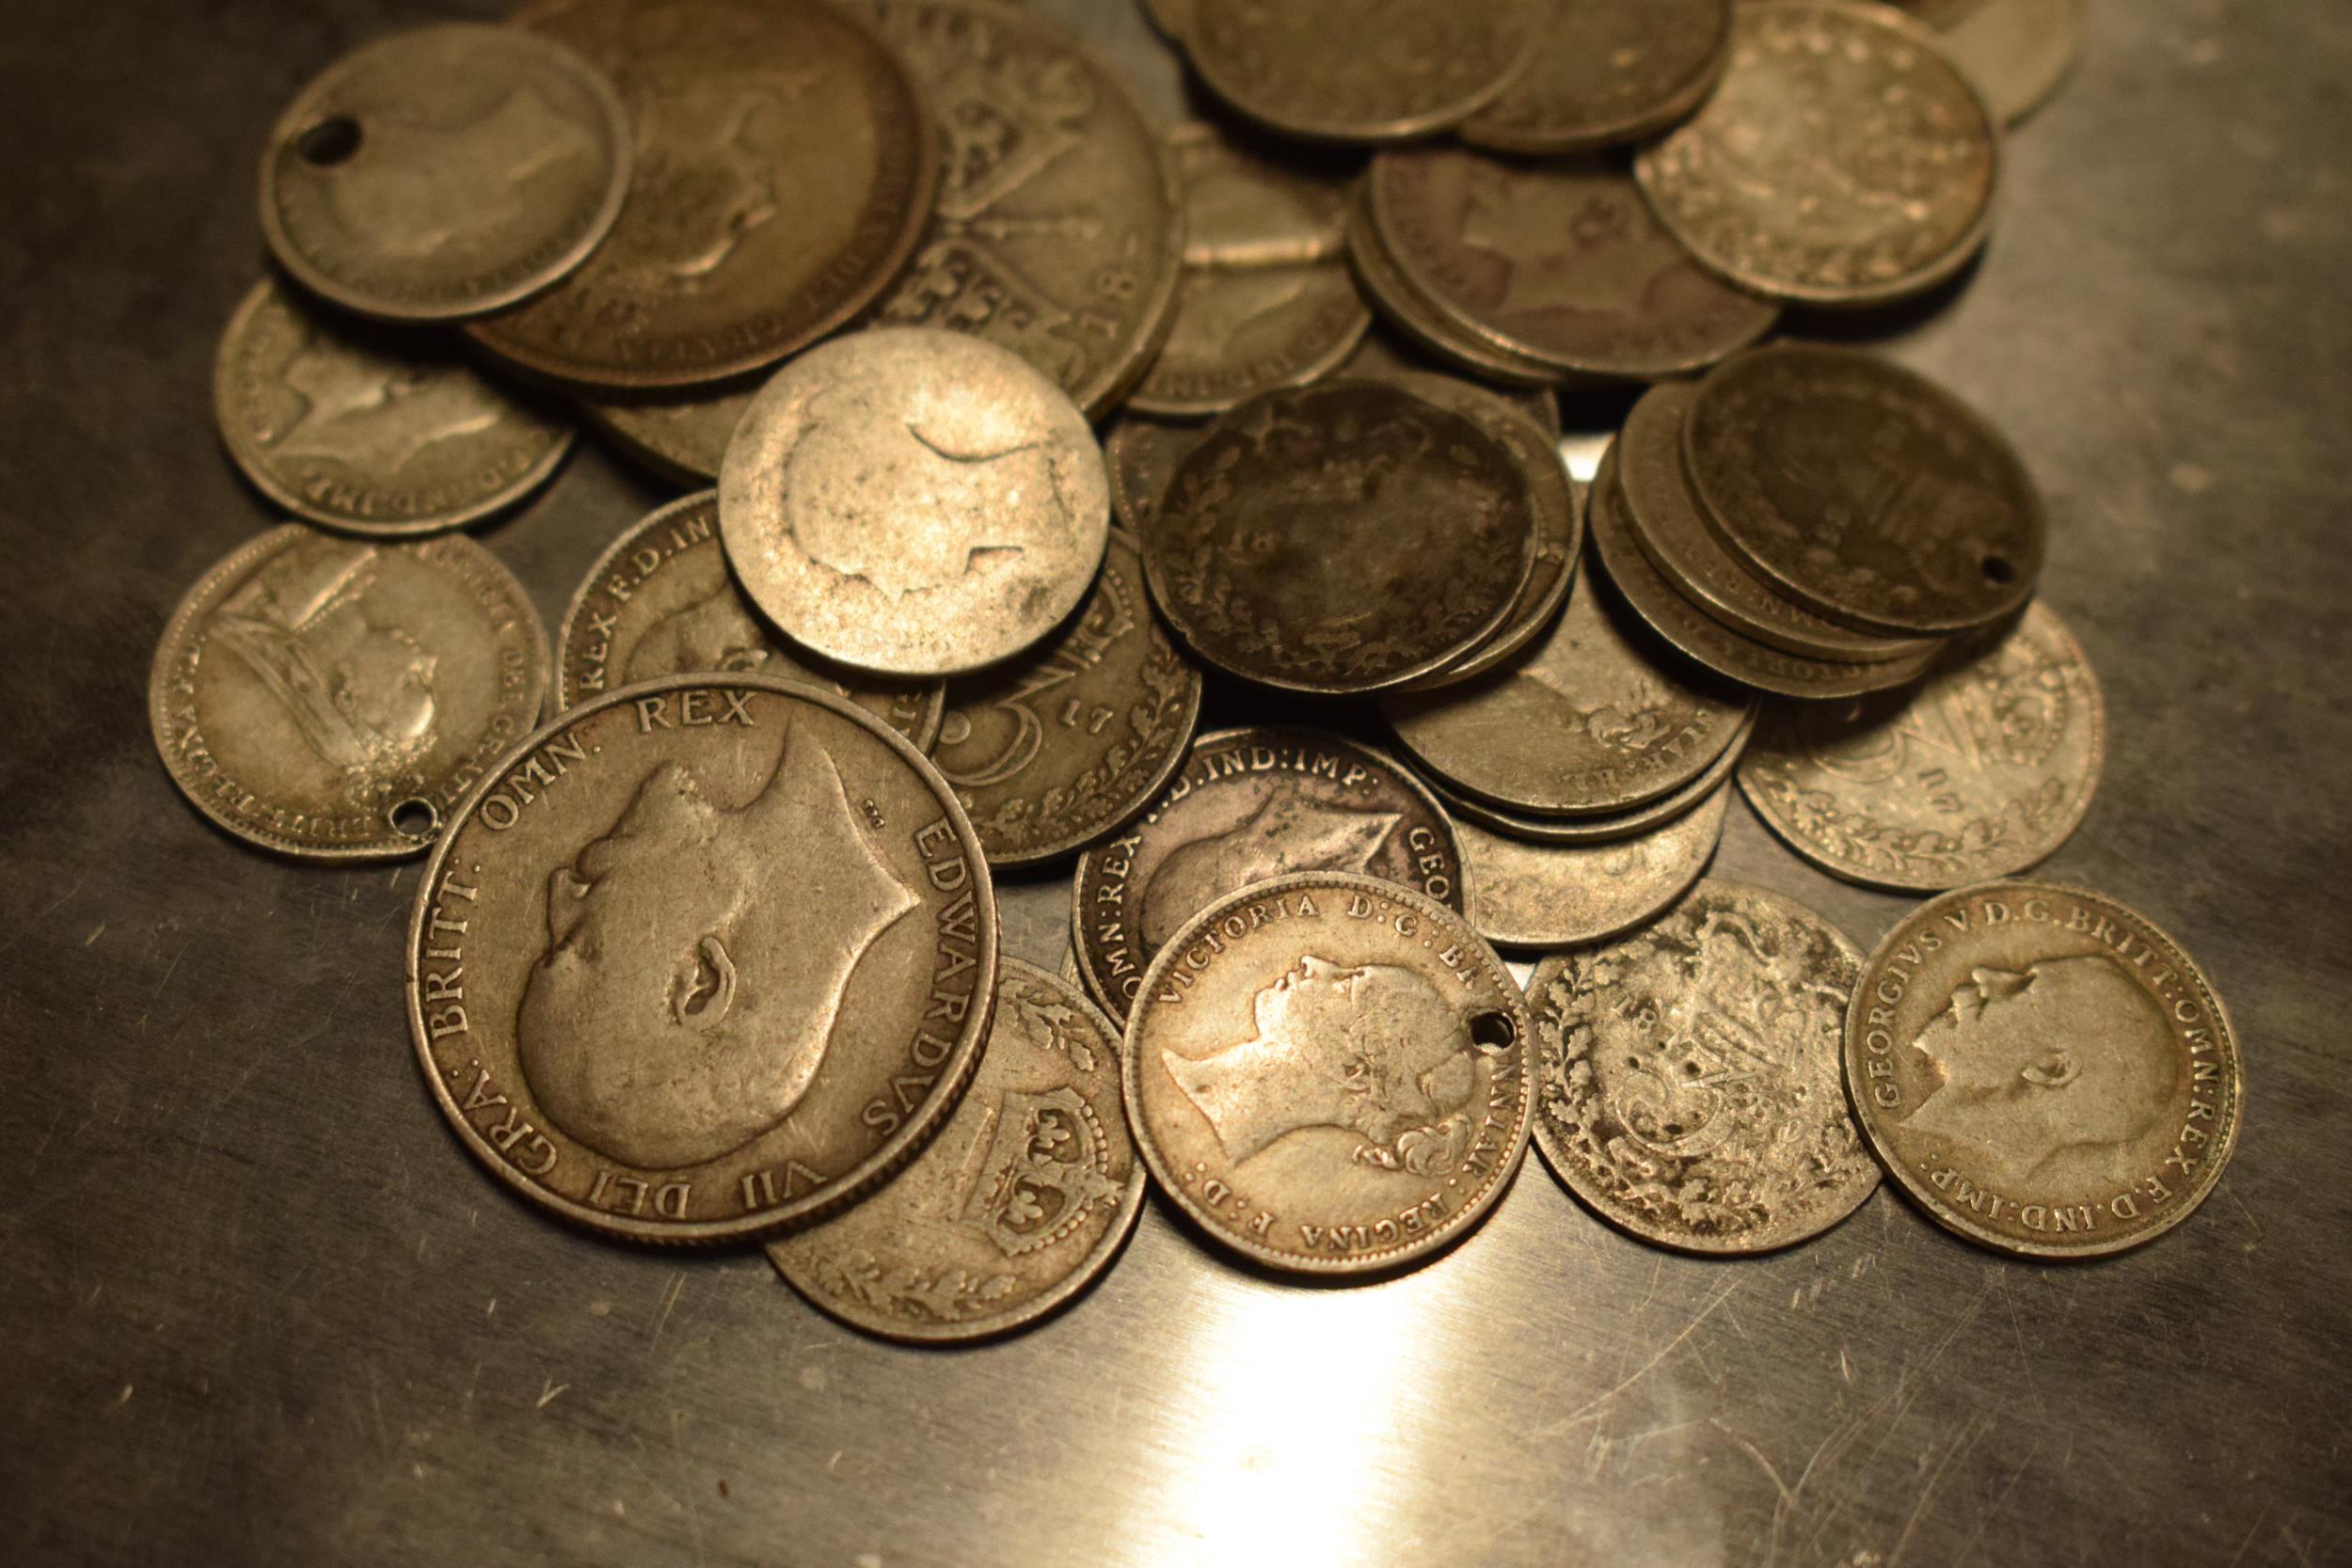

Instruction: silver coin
[1458,784,1730,950]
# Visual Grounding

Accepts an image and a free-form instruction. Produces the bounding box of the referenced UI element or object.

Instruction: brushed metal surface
[3,2,2349,1564]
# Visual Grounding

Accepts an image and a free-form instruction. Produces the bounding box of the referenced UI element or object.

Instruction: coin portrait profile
[1901,958,2178,1182]
[324,83,597,261]
[1164,956,1486,1175]
[270,330,503,470]
[1136,798,1401,954]
[516,725,921,1169]
[625,581,773,683]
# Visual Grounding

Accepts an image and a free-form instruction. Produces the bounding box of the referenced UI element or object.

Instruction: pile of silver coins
[152,0,2241,1341]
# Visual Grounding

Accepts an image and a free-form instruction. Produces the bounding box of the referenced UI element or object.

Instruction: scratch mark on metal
[1538,1277,1744,1433]
[537,1380,569,1410]
[2224,1502,2275,1568]
[650,1271,687,1352]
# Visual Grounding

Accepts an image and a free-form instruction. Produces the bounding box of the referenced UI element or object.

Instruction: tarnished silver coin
[576,381,757,488]
[1740,601,2104,890]
[1072,726,1465,1022]
[931,531,1204,867]
[1345,190,1565,390]
[1338,329,1563,438]
[1384,564,1752,816]
[1185,0,1535,144]
[1104,416,1203,538]
[1459,783,1729,950]
[768,959,1143,1340]
[719,327,1109,678]
[215,278,573,536]
[405,674,997,1243]
[1848,882,2243,1259]
[1530,879,1881,1253]
[151,525,548,861]
[1936,0,2082,125]
[1462,0,1733,154]
[1125,873,1534,1275]
[259,23,631,322]
[1430,705,1753,846]
[552,492,943,749]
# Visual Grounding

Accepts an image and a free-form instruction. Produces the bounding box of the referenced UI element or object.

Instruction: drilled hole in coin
[1470,1009,1517,1051]
[297,116,362,166]
[1979,553,2016,585]
[389,799,438,840]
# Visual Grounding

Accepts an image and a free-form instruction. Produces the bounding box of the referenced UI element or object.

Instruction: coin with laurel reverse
[1185,0,1534,144]
[406,674,996,1243]
[1463,0,1732,154]
[151,525,548,861]
[1125,873,1533,1276]
[1848,882,2242,1259]
[215,278,572,536]
[1529,879,1880,1253]
[552,492,943,749]
[931,531,1204,866]
[768,959,1143,1340]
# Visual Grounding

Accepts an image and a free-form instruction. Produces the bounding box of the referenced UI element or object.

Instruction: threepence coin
[1529,880,1880,1253]
[1184,0,1534,145]
[1462,0,1733,154]
[1142,381,1534,695]
[215,277,573,536]
[1105,417,1205,537]
[1635,3,1998,308]
[1073,726,1465,1022]
[866,0,1185,419]
[768,959,1144,1340]
[1740,602,2103,891]
[1847,882,2242,1259]
[552,492,943,747]
[259,23,630,322]
[1124,873,1533,1275]
[469,0,938,388]
[931,531,1203,866]
[1430,705,1752,846]
[406,673,997,1243]
[151,525,548,860]
[719,327,1110,678]
[1458,784,1728,950]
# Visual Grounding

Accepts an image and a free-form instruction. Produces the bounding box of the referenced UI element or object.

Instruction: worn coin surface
[1144,381,1534,695]
[1384,564,1752,816]
[767,959,1142,1340]
[215,278,573,536]
[1530,879,1880,1253]
[1341,330,1562,437]
[1104,417,1204,537]
[1459,783,1728,950]
[1615,382,1932,663]
[1847,881,2242,1259]
[1590,448,1946,699]
[1740,602,2103,890]
[1073,727,1465,1022]
[866,0,1184,419]
[1128,123,1370,419]
[1185,0,1534,144]
[406,673,997,1243]
[1635,3,1999,308]
[577,380,758,488]
[931,531,1204,866]
[260,23,631,322]
[1125,873,1534,1275]
[1463,0,1733,153]
[1685,345,2044,636]
[719,327,1110,677]
[552,492,943,748]
[1937,0,2083,125]
[1345,193,1565,389]
[469,0,938,388]
[151,525,548,860]
[1371,149,1776,382]
[1432,705,1752,846]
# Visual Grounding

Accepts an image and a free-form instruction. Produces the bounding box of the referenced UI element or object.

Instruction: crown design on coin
[961,1086,1120,1258]
[907,19,1094,217]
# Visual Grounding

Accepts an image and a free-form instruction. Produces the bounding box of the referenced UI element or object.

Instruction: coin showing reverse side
[577,381,758,488]
[931,531,1204,866]
[719,327,1109,678]
[768,959,1144,1341]
[1127,123,1370,420]
[1125,873,1534,1276]
[866,0,1185,419]
[1143,382,1534,695]
[552,493,943,748]
[1383,565,1753,816]
[469,0,939,388]
[1848,882,2243,1259]
[1635,3,1999,308]
[215,278,573,536]
[259,23,631,322]
[151,525,548,861]
[1740,602,2104,891]
[1185,0,1534,144]
[406,674,997,1243]
[1459,783,1728,950]
[1462,0,1733,153]
[1684,345,2045,637]
[1073,727,1465,1022]
[1530,879,1880,1253]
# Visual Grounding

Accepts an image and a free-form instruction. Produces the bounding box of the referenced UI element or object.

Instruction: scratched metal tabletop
[3,2,2347,1564]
